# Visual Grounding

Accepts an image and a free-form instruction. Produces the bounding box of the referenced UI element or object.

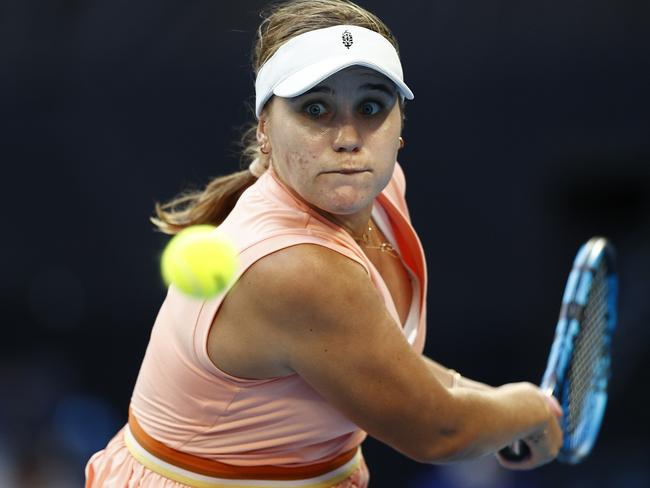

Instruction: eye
[359,101,382,116]
[304,102,328,118]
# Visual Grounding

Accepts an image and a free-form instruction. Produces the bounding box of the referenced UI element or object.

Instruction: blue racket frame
[540,237,618,464]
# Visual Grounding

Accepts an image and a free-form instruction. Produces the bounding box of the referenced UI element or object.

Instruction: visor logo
[342,30,353,49]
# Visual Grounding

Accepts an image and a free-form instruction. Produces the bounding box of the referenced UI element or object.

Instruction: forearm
[427,384,551,463]
[422,355,494,391]
[416,357,555,464]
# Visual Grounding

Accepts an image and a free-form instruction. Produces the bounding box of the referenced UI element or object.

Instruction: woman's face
[258,66,402,219]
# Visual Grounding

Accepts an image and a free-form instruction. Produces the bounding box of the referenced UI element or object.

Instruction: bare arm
[422,351,563,467]
[422,356,494,391]
[241,244,560,465]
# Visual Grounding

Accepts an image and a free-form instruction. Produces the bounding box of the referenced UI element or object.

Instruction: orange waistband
[128,409,359,481]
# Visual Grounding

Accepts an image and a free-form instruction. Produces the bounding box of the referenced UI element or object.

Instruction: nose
[332,113,362,153]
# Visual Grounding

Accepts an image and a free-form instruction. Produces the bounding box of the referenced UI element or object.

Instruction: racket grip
[499,441,531,462]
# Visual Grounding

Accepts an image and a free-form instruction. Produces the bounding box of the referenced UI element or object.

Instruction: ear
[256,115,269,146]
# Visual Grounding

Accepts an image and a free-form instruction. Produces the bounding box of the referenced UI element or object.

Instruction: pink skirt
[85,426,370,488]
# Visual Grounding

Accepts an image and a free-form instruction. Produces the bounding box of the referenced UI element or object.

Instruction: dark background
[2,0,649,486]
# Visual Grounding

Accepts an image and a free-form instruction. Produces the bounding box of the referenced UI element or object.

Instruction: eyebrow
[360,83,397,97]
[302,86,334,96]
[300,82,396,97]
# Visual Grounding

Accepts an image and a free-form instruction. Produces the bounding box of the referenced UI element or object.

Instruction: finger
[544,394,563,418]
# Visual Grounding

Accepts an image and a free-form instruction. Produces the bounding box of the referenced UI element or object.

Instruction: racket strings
[566,261,608,445]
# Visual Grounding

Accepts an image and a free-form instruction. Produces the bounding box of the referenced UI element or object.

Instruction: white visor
[254,25,414,118]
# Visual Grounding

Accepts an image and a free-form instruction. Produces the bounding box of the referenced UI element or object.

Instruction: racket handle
[499,441,531,462]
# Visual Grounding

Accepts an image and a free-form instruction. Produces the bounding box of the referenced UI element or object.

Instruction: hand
[496,393,564,470]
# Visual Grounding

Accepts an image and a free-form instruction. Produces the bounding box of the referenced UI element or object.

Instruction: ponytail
[151,122,262,235]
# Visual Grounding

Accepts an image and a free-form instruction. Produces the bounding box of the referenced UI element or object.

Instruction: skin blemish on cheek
[287,152,311,168]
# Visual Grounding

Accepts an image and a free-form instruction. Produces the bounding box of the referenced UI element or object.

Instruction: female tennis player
[85,1,562,486]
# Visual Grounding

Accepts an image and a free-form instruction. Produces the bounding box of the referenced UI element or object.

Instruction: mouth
[323,168,371,175]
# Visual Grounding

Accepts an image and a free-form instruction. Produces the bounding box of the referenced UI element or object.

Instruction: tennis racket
[500,236,618,464]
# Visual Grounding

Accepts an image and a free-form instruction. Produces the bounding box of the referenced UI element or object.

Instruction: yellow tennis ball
[161,225,238,299]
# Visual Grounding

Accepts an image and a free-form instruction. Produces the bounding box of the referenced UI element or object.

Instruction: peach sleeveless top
[129,162,428,467]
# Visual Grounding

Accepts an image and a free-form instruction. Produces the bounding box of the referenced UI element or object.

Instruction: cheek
[276,125,321,165]
[281,150,320,195]
[285,150,313,169]
[270,124,312,175]
[368,131,399,171]
[283,150,317,185]
[381,117,402,150]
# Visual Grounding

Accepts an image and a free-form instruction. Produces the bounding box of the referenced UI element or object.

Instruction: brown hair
[152,0,403,234]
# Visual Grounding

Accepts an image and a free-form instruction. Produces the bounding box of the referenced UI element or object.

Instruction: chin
[318,198,371,215]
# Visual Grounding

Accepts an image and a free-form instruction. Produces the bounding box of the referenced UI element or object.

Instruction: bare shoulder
[207,243,373,378]
[225,243,382,355]
[246,244,373,320]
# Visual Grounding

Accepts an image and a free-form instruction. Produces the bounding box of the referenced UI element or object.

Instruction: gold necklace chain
[353,220,399,258]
